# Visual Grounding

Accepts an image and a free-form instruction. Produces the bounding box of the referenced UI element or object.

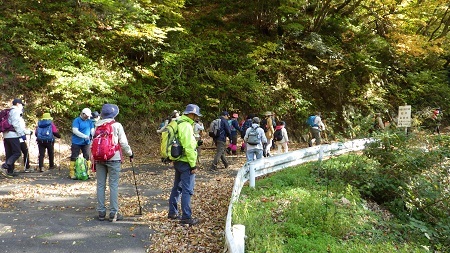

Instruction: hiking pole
[131,161,143,216]
[58,138,61,171]
[24,133,31,172]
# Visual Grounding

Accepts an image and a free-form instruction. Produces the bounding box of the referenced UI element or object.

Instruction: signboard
[397,105,411,127]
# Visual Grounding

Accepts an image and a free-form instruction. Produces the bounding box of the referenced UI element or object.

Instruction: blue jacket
[228,119,241,136]
[217,116,231,142]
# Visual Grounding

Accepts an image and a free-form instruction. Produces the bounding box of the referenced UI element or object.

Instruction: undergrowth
[233,130,450,252]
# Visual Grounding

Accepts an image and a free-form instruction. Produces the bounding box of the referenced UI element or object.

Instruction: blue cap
[221,111,229,116]
[183,104,202,117]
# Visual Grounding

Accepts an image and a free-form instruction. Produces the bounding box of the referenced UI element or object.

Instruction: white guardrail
[223,138,374,253]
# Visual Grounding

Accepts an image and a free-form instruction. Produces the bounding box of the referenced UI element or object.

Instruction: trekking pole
[58,138,61,171]
[131,161,143,216]
[24,133,31,171]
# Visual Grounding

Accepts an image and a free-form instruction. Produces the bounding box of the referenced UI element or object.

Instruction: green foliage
[1,0,450,137]
[233,163,428,252]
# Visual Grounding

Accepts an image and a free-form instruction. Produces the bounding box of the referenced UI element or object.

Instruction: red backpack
[91,121,121,161]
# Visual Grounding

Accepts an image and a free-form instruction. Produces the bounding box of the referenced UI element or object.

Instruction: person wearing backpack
[35,112,61,172]
[69,108,95,179]
[1,99,29,178]
[263,111,275,157]
[157,110,179,134]
[210,111,232,171]
[244,117,267,162]
[168,104,201,225]
[94,104,133,222]
[274,121,289,154]
[226,113,241,155]
[240,114,254,152]
[308,112,326,147]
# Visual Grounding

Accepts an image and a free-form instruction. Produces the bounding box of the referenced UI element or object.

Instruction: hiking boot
[7,172,19,177]
[24,168,33,173]
[226,147,231,155]
[98,211,106,221]
[180,217,200,225]
[39,168,44,173]
[49,167,55,170]
[109,212,123,222]
[1,168,12,178]
[168,213,180,220]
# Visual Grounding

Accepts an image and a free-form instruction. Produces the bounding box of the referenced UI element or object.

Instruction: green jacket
[177,115,197,168]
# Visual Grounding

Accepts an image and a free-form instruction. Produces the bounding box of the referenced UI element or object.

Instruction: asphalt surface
[0,167,155,253]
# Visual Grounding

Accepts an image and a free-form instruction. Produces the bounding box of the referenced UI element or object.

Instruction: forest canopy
[0,0,449,138]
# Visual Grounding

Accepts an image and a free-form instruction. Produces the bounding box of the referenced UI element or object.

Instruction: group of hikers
[0,99,330,226]
[157,110,294,169]
[1,98,132,223]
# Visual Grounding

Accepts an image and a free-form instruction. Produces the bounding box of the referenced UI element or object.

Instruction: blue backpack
[241,119,252,138]
[306,115,317,127]
[37,120,54,142]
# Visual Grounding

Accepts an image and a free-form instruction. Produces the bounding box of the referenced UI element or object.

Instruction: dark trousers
[70,144,90,161]
[3,137,22,173]
[38,141,55,168]
[20,142,30,169]
[211,140,228,169]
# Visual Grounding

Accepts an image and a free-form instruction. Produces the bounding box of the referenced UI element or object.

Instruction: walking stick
[24,133,31,171]
[131,161,143,216]
[58,138,61,171]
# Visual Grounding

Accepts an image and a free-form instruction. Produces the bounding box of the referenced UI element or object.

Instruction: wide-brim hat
[264,111,272,116]
[183,104,202,117]
[41,113,53,120]
[101,104,119,119]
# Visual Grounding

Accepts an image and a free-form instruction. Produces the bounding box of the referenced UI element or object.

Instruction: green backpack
[75,157,89,180]
[160,119,187,163]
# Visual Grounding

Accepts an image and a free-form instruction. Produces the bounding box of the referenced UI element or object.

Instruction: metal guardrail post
[249,162,255,188]
[232,225,245,253]
[318,145,324,161]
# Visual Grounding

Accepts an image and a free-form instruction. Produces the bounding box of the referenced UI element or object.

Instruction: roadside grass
[233,161,427,253]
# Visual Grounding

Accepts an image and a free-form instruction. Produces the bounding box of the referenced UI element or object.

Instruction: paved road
[0,167,155,253]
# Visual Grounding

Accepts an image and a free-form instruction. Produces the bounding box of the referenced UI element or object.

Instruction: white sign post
[398,105,411,133]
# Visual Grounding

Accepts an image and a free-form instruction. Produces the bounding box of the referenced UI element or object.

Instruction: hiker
[373,113,385,131]
[308,112,326,146]
[91,111,100,123]
[95,104,133,222]
[35,112,61,172]
[1,99,29,178]
[168,104,201,225]
[19,111,33,173]
[275,121,289,154]
[244,117,267,162]
[193,119,204,163]
[226,113,241,155]
[431,108,442,134]
[157,110,179,133]
[69,108,95,179]
[210,111,231,171]
[240,114,254,152]
[263,111,275,157]
[271,112,278,151]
